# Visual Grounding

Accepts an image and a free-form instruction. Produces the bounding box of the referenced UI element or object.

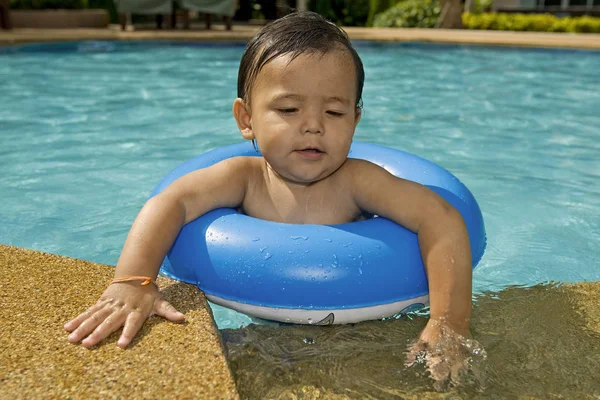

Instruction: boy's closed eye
[276,108,345,117]
[277,108,298,114]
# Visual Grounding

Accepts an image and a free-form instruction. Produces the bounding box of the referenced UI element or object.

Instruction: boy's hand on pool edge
[64,282,185,349]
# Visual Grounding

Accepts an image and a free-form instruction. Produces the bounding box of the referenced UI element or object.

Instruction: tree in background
[436,0,463,28]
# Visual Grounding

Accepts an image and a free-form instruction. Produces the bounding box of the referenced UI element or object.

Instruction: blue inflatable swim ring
[151,142,486,325]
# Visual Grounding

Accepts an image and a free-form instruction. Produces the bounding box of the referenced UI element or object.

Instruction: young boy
[65,11,474,386]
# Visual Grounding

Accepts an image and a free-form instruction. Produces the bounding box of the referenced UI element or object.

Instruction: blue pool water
[1,41,599,328]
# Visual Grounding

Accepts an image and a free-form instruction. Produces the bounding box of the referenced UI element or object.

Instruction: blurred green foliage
[463,13,600,33]
[471,0,492,14]
[373,0,440,28]
[309,0,371,27]
[366,0,398,26]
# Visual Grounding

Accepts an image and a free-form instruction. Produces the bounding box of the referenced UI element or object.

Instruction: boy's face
[235,49,361,185]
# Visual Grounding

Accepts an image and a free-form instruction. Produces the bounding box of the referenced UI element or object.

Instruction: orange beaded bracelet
[109,276,155,286]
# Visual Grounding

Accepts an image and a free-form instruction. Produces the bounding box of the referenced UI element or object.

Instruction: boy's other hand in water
[64,280,185,349]
[405,319,487,391]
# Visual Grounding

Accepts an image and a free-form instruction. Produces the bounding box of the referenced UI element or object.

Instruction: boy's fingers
[118,310,147,348]
[81,310,128,349]
[64,299,111,332]
[67,305,113,344]
[450,360,464,386]
[404,341,427,367]
[427,353,450,383]
[154,299,185,322]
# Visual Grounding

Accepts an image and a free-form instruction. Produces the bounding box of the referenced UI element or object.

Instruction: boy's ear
[233,98,254,140]
[354,107,362,127]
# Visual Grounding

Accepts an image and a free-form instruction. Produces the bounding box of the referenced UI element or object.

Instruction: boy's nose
[302,113,324,135]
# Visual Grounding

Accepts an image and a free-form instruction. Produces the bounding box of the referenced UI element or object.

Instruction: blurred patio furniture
[114,0,236,30]
[114,0,172,29]
[0,0,11,30]
[181,0,236,30]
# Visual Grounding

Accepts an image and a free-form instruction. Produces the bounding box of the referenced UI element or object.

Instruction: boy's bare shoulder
[343,158,379,167]
[340,157,412,193]
[217,156,262,173]
[340,157,387,179]
[170,155,261,192]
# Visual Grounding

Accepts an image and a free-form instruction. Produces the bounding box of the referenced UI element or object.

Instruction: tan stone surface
[567,281,600,335]
[1,26,600,49]
[0,244,239,400]
[346,27,600,49]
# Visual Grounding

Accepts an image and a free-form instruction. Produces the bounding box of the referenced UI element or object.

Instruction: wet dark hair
[237,11,364,109]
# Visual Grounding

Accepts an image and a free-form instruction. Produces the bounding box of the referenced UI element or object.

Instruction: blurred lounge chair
[114,0,171,29]
[181,0,236,30]
[114,0,235,30]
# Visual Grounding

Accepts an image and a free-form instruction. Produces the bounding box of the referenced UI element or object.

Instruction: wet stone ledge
[0,244,239,399]
[223,282,600,399]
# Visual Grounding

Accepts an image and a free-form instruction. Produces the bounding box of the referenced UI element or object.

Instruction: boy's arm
[114,156,250,280]
[65,157,251,348]
[348,159,472,333]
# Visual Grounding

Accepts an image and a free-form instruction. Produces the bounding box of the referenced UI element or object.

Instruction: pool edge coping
[1,26,600,50]
[0,244,240,399]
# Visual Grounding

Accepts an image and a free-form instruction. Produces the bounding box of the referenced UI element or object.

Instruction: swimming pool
[1,41,599,328]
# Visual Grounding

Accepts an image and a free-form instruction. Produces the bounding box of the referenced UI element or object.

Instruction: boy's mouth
[295,147,325,159]
[296,147,324,153]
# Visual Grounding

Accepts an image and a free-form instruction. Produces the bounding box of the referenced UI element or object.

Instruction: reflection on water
[222,282,600,399]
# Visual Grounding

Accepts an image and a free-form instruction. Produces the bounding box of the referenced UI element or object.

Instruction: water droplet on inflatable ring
[290,236,309,240]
